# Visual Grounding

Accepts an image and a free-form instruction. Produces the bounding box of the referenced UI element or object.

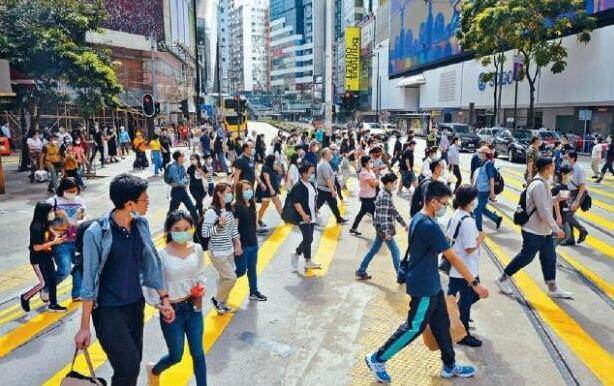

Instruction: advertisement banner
[345,27,361,91]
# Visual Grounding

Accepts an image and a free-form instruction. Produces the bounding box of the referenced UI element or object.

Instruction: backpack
[513,178,545,226]
[74,218,106,270]
[569,179,592,212]
[397,217,426,284]
[439,215,470,275]
[493,168,505,195]
[410,177,432,217]
[163,163,173,185]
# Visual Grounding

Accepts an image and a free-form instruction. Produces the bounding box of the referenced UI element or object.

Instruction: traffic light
[179,99,189,117]
[142,93,155,117]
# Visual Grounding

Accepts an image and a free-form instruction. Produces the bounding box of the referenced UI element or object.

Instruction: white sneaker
[146,362,159,386]
[304,260,322,269]
[495,276,514,295]
[291,253,299,268]
[548,288,573,299]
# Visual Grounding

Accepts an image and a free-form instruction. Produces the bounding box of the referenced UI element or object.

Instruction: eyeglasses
[436,199,449,207]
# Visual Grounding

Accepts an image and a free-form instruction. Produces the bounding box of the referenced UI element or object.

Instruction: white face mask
[48,212,55,222]
[435,205,447,218]
[191,160,198,166]
[63,192,77,200]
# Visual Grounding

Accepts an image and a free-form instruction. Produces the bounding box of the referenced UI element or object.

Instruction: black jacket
[290,180,317,218]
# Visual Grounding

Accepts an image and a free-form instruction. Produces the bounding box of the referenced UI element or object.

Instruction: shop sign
[345,27,361,92]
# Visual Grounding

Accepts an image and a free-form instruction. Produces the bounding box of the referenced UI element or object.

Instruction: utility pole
[148,31,157,138]
[324,0,333,133]
[193,0,202,123]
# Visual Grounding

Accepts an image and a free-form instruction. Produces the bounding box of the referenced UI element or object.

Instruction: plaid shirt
[374,188,407,238]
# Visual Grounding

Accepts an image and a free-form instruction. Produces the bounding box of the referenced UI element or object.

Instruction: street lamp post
[193,0,202,123]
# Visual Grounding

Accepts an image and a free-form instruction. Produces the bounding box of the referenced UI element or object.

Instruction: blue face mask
[171,230,192,244]
[242,190,254,201]
[224,192,234,203]
[309,174,316,183]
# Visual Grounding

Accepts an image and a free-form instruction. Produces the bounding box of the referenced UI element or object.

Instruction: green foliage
[0,0,122,122]
[457,0,595,128]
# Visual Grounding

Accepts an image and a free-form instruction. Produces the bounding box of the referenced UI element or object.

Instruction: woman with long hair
[202,183,241,314]
[146,210,207,386]
[350,156,379,236]
[285,153,300,191]
[20,202,67,312]
[187,154,207,219]
[233,181,267,301]
[256,154,283,227]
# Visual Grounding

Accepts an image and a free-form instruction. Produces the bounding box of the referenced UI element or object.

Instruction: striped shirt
[201,208,239,258]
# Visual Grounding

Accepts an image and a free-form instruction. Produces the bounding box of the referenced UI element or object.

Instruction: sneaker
[221,303,233,313]
[548,288,573,299]
[249,291,268,301]
[355,270,372,280]
[560,239,575,246]
[337,218,349,224]
[577,230,588,244]
[146,362,160,386]
[349,228,362,236]
[39,290,49,303]
[47,304,68,313]
[304,260,322,269]
[256,228,269,234]
[258,220,267,228]
[458,335,482,347]
[20,294,30,313]
[364,353,391,383]
[495,216,503,230]
[211,297,227,315]
[591,175,599,179]
[496,275,514,295]
[441,363,477,378]
[72,297,82,302]
[291,253,299,268]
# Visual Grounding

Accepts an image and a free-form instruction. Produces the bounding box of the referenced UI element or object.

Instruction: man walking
[316,148,347,224]
[496,157,572,298]
[525,136,542,182]
[473,146,502,231]
[166,150,200,222]
[364,181,489,383]
[563,151,589,245]
[75,174,175,386]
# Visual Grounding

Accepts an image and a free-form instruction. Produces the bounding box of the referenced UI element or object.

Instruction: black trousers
[169,187,199,223]
[93,298,145,386]
[296,223,315,260]
[375,290,455,367]
[351,197,375,230]
[447,276,480,332]
[601,159,614,176]
[316,189,343,222]
[450,164,462,193]
[334,176,344,200]
[89,145,104,166]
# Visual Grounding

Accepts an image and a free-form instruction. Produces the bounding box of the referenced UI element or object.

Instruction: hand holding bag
[61,348,107,386]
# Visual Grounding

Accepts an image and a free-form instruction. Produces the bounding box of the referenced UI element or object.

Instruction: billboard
[389,0,614,78]
[345,27,361,91]
[101,0,164,40]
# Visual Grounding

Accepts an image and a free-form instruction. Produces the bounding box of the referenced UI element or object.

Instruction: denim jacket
[81,211,164,306]
[168,162,190,188]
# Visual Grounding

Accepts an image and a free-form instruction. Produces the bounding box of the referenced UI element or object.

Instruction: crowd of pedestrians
[14,118,610,385]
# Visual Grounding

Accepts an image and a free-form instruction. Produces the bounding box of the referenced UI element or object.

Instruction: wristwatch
[470,279,479,287]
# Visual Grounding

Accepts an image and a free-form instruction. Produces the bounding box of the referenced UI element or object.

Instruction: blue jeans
[216,151,228,173]
[153,300,207,386]
[357,236,400,273]
[503,230,556,282]
[475,191,500,231]
[152,150,162,175]
[235,245,259,294]
[53,242,82,298]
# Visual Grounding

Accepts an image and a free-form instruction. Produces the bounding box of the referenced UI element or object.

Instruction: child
[446,184,484,347]
[203,154,215,197]
[554,165,573,246]
[20,202,68,313]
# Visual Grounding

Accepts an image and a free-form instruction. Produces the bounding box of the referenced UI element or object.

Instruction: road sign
[200,104,213,118]
[578,109,592,121]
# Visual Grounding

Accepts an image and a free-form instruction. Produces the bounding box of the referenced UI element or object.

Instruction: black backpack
[513,178,545,225]
[75,218,106,269]
[493,168,505,195]
[410,177,431,217]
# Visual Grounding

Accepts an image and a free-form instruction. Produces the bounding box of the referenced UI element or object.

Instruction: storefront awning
[0,60,16,97]
[396,74,426,88]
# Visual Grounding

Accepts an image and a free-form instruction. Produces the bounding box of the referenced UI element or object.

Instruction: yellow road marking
[159,223,294,385]
[496,212,614,302]
[484,238,614,385]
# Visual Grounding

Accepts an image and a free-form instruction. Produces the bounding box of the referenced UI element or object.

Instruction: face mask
[297,157,302,163]
[76,140,81,144]
[171,230,192,244]
[191,160,198,166]
[63,192,77,200]
[48,212,55,222]
[130,209,141,219]
[51,140,58,145]
[242,189,254,201]
[435,204,447,218]
[309,174,316,183]
[224,192,234,203]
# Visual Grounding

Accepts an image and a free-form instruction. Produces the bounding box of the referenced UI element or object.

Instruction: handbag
[397,217,426,284]
[60,348,107,386]
[281,195,299,225]
[422,295,467,351]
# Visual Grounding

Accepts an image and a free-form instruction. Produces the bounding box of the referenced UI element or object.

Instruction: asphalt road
[0,121,613,385]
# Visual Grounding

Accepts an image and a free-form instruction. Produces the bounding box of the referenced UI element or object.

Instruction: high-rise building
[229,0,270,94]
[217,0,232,95]
[269,0,324,118]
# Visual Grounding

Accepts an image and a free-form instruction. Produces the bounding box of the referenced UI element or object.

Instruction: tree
[457,0,595,129]
[0,0,122,167]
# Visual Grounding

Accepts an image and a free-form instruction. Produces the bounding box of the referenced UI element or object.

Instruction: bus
[223,96,248,139]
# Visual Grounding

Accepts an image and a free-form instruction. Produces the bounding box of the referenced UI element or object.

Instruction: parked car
[362,122,386,136]
[438,122,480,152]
[381,123,401,136]
[532,129,560,145]
[493,129,534,162]
[476,127,507,143]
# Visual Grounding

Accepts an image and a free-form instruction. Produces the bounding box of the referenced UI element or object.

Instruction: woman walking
[349,156,378,236]
[20,202,67,312]
[256,154,283,227]
[202,183,241,314]
[146,210,207,386]
[187,154,207,220]
[234,181,267,301]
